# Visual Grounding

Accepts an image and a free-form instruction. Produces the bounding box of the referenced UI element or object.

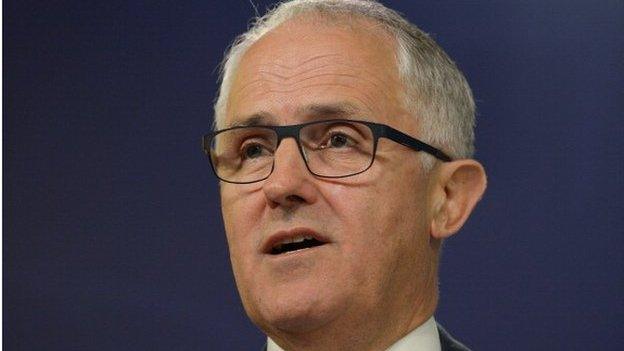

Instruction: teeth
[272,235,317,252]
[279,235,313,245]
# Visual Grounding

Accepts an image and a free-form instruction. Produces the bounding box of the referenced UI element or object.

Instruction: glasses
[202,119,451,184]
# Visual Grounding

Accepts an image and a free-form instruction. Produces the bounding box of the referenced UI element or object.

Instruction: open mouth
[271,236,325,255]
[265,230,329,255]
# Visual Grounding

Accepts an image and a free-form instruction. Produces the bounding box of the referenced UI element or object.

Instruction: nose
[262,138,318,208]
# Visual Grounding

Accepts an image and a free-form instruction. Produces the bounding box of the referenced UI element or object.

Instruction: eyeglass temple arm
[379,126,452,162]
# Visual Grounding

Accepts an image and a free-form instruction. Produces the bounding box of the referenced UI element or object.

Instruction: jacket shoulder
[437,323,472,351]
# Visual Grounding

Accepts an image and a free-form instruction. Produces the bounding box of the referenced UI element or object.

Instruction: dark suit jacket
[437,324,471,351]
[261,323,471,350]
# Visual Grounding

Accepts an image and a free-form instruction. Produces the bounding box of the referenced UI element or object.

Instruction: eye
[241,143,269,159]
[302,121,368,152]
[319,131,357,150]
[328,133,350,148]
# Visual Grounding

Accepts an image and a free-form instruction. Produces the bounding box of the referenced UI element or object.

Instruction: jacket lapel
[437,323,471,351]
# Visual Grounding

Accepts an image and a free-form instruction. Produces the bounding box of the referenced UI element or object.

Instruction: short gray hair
[214,0,476,165]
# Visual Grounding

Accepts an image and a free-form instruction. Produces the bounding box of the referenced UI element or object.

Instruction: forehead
[225,15,408,127]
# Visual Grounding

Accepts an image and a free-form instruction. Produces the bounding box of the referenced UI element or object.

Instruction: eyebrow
[227,102,362,128]
[296,102,360,119]
[227,112,274,128]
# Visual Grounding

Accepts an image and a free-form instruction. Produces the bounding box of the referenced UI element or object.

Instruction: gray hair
[214,0,476,166]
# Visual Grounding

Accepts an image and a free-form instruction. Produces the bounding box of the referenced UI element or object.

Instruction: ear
[429,159,487,239]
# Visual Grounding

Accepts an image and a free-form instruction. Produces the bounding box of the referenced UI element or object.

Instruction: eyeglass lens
[210,120,375,183]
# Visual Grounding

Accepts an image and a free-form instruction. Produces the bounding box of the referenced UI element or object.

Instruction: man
[203,0,487,350]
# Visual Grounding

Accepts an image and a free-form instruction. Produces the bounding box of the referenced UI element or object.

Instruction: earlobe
[430,159,487,239]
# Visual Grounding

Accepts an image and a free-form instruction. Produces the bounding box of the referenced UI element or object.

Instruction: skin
[219,16,487,351]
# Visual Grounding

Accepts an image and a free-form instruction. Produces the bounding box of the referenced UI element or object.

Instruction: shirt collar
[267,316,441,351]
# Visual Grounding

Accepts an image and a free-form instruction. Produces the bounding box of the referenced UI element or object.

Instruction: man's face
[220,18,439,337]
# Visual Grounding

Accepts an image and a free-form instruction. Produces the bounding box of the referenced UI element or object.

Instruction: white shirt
[267,316,441,351]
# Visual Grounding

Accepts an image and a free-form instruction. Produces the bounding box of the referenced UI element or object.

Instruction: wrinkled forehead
[247,14,397,63]
[224,15,408,129]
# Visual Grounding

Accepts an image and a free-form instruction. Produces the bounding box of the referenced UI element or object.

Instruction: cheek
[221,187,265,259]
[321,184,422,305]
[322,168,429,259]
[322,182,401,257]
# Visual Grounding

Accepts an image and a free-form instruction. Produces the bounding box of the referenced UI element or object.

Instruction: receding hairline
[222,12,405,127]
[269,9,398,34]
[239,12,400,69]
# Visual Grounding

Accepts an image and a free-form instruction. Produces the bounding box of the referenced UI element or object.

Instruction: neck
[267,280,439,351]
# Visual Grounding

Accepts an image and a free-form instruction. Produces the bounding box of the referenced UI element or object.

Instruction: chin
[249,288,341,335]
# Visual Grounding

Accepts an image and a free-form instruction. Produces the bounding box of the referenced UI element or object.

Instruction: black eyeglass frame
[202,119,452,184]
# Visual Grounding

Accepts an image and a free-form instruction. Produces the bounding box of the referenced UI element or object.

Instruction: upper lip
[261,227,330,254]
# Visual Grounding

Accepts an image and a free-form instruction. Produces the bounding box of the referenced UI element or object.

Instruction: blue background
[4,0,623,350]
